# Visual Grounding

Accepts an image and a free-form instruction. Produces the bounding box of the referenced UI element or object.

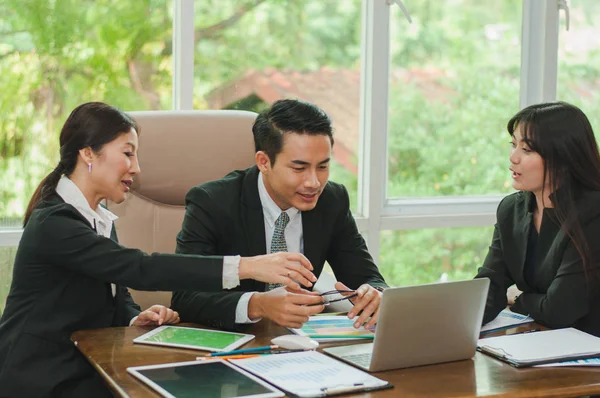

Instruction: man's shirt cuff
[223,255,241,289]
[235,292,261,324]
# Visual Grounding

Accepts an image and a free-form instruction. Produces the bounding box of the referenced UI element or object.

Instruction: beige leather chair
[107,110,257,311]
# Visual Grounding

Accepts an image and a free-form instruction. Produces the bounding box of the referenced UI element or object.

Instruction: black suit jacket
[0,195,225,398]
[173,166,387,330]
[476,190,600,336]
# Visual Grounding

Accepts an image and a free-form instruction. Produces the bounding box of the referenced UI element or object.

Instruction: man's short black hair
[252,99,334,165]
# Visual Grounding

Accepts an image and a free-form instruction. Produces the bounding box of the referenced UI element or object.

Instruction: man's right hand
[239,252,317,290]
[248,287,325,328]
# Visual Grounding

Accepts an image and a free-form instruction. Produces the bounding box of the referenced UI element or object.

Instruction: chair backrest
[107,110,257,310]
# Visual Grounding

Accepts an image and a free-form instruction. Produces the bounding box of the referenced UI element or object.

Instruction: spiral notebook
[477,327,600,367]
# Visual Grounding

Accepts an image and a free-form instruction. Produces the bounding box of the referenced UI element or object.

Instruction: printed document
[229,351,390,397]
[480,309,534,333]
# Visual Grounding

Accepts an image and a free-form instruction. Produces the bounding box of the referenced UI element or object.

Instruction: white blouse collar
[55,176,118,237]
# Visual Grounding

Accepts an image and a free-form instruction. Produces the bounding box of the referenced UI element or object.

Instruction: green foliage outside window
[380,227,493,286]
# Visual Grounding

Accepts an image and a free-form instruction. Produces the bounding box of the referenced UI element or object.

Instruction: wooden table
[72,322,600,397]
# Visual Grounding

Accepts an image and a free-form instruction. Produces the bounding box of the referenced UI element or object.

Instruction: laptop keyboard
[342,352,372,368]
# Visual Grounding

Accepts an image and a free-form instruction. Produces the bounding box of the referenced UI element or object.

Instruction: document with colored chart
[290,315,375,342]
[535,357,600,367]
[480,309,534,334]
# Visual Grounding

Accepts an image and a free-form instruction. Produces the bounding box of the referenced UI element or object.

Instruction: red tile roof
[206,67,452,174]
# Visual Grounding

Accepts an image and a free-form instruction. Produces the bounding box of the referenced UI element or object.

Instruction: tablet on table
[128,360,283,398]
[133,325,255,352]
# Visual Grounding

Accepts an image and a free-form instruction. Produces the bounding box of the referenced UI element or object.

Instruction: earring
[88,163,92,173]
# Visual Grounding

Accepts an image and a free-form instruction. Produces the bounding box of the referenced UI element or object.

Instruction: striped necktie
[267,212,290,290]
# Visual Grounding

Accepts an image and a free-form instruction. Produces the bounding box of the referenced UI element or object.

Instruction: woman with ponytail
[0,102,319,398]
[476,101,600,337]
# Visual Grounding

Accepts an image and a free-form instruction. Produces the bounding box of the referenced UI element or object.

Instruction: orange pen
[196,354,260,361]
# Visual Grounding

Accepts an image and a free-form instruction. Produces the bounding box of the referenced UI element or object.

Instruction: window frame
[355,0,563,259]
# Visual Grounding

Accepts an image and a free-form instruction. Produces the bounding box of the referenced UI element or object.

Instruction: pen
[321,383,365,394]
[198,350,299,361]
[306,335,374,339]
[520,328,540,334]
[209,345,277,357]
[197,354,260,360]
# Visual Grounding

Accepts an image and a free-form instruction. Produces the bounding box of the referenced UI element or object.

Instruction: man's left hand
[335,281,381,329]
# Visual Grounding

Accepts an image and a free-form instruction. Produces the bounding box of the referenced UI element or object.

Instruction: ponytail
[23,163,65,227]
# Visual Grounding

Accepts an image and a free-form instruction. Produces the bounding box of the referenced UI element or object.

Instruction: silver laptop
[323,278,490,372]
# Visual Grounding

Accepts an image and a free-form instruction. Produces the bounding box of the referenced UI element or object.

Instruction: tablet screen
[134,326,254,351]
[129,360,283,398]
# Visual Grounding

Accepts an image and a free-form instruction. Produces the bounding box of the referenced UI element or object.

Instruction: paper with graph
[480,309,534,334]
[290,316,375,342]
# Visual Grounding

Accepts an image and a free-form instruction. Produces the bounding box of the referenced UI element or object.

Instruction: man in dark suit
[173,99,388,330]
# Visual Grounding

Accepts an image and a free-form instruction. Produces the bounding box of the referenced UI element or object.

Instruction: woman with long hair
[0,102,321,397]
[476,101,600,336]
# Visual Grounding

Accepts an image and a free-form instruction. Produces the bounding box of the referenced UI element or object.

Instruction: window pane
[0,0,173,227]
[387,1,522,198]
[379,226,493,286]
[557,0,600,132]
[194,0,361,211]
[0,246,17,317]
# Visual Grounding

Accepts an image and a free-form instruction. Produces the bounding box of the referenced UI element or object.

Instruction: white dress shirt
[234,172,304,323]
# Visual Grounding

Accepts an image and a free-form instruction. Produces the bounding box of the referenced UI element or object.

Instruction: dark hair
[507,101,600,282]
[23,102,139,226]
[252,99,334,165]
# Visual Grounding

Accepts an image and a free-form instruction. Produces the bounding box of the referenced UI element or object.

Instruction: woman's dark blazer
[0,195,224,397]
[476,189,600,337]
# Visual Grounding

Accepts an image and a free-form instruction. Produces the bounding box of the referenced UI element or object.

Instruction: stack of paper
[290,315,375,342]
[477,328,600,367]
[480,309,534,334]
